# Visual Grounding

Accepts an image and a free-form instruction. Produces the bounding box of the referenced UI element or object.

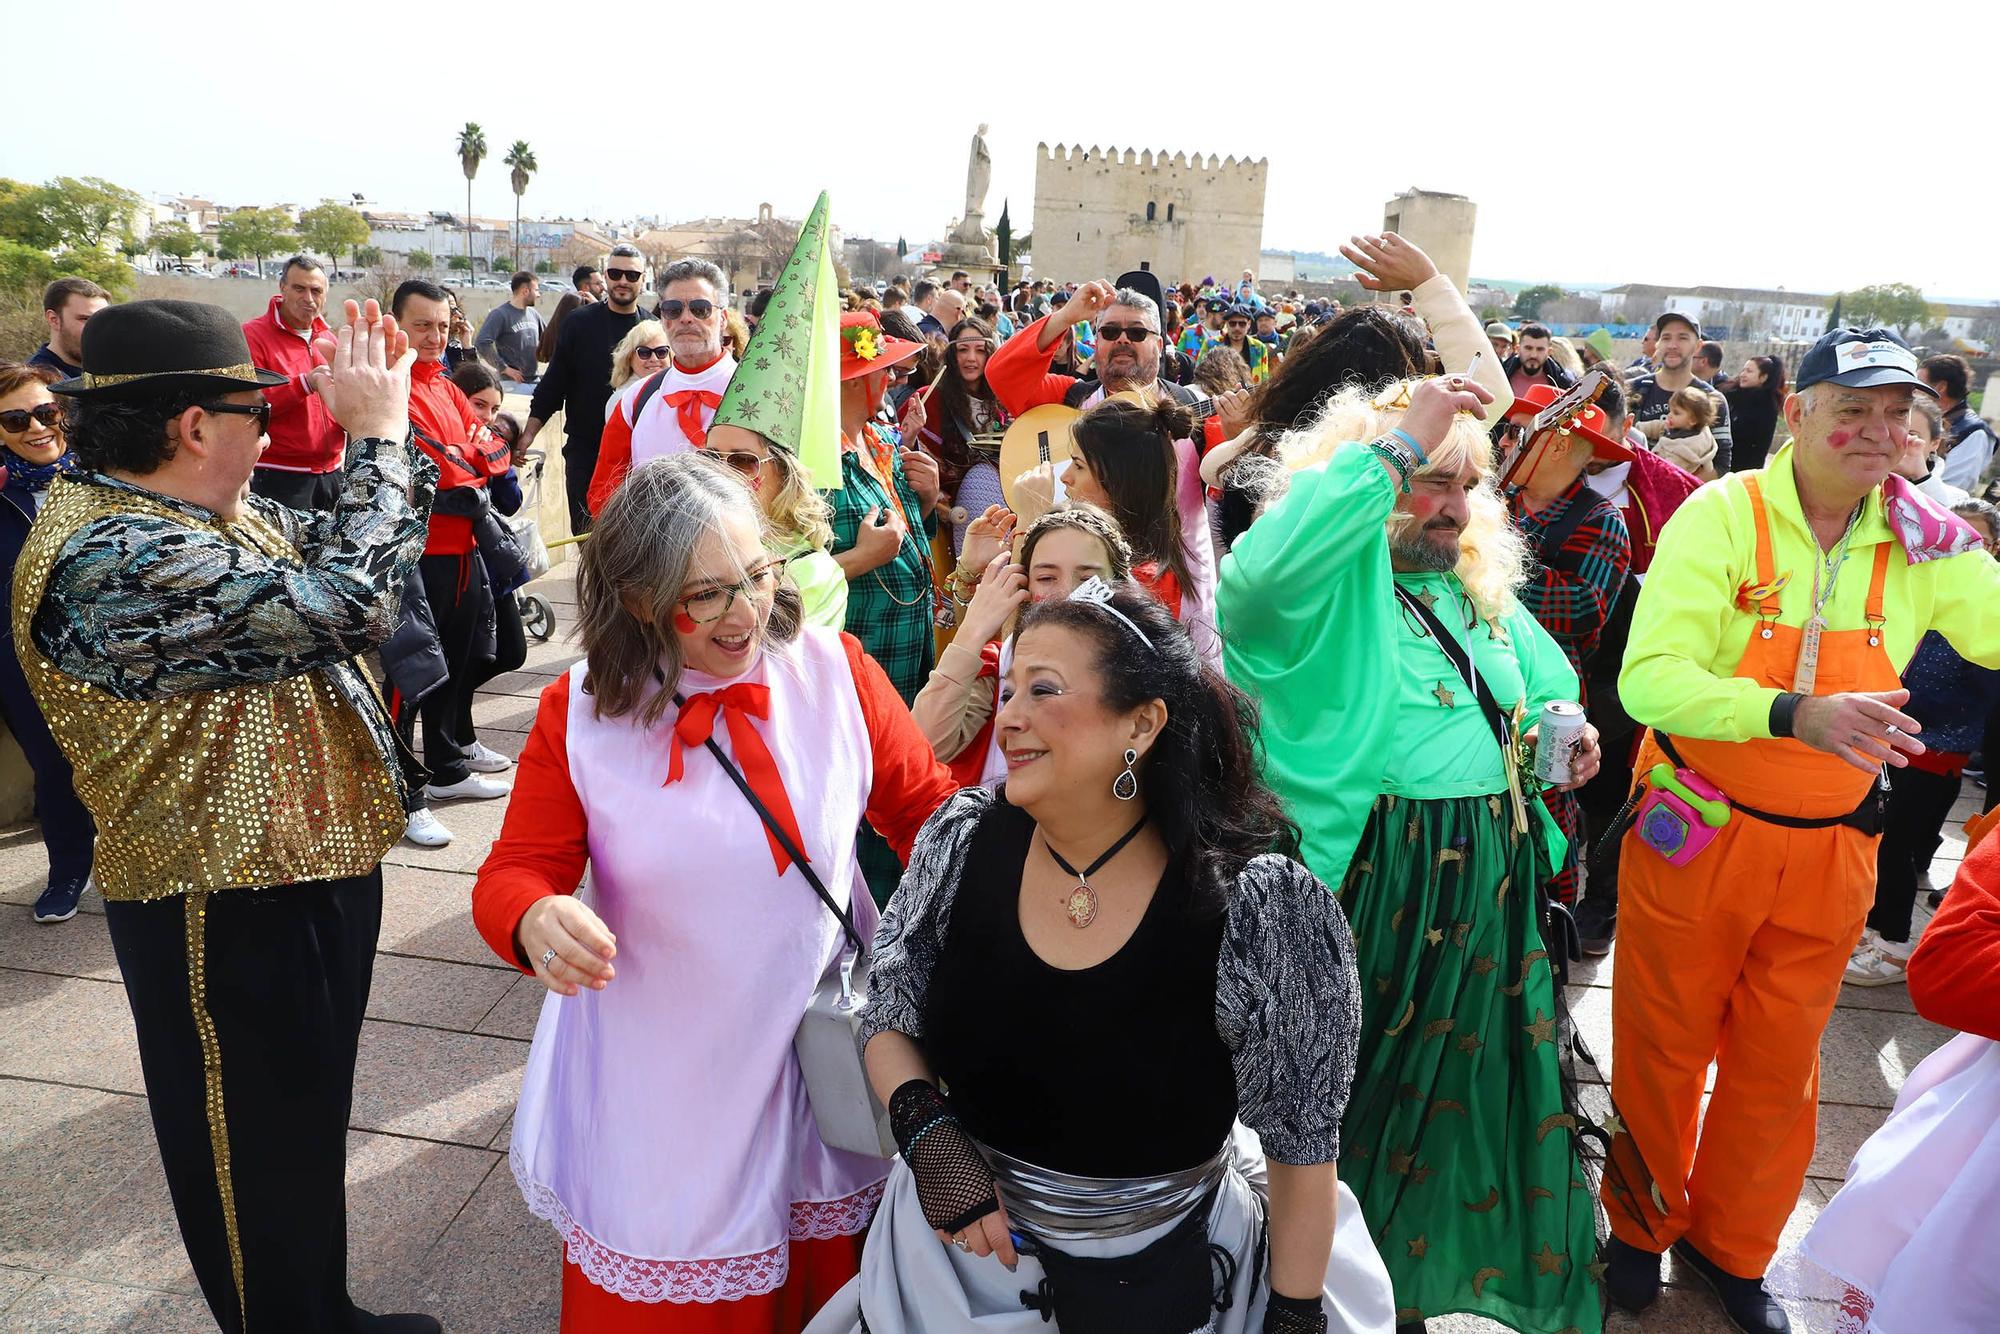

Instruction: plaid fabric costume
[830,424,939,907]
[1510,476,1631,905]
[829,425,936,704]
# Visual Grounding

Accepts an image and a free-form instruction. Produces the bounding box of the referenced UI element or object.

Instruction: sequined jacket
[12,434,436,900]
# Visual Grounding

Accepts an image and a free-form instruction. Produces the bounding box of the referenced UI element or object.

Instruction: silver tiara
[1068,577,1155,649]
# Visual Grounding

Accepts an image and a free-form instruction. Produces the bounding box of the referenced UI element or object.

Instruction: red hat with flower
[839,310,923,381]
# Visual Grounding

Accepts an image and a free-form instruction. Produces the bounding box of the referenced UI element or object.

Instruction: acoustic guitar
[996,388,1223,510]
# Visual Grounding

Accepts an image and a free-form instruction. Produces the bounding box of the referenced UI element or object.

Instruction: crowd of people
[7,206,2000,1334]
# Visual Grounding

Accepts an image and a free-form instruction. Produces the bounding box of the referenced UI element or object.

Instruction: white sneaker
[425,773,513,801]
[462,741,513,773]
[1843,943,1911,988]
[403,808,454,847]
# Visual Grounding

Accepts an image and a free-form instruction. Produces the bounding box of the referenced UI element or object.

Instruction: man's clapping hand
[310,299,414,441]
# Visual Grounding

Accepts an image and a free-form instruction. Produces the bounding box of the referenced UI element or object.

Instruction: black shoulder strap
[672,692,867,955]
[1062,378,1096,409]
[1393,584,1515,757]
[1535,493,1599,570]
[629,368,669,424]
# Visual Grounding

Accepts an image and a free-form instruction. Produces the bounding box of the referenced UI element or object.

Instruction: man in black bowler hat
[21,298,442,1333]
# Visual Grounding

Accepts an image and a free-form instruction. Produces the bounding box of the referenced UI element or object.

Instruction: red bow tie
[664,389,722,449]
[667,683,810,876]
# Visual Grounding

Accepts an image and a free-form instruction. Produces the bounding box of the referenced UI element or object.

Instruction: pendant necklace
[1043,815,1149,929]
[1794,502,1862,696]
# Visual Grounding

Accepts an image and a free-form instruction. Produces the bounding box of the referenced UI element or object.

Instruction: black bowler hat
[50,299,288,400]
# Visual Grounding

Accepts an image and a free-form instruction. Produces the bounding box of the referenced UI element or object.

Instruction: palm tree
[504,140,538,271]
[456,123,487,272]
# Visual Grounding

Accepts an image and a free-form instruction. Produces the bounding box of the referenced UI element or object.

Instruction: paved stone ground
[0,564,1966,1332]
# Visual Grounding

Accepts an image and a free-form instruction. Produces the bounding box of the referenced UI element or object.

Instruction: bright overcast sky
[21,1,2000,300]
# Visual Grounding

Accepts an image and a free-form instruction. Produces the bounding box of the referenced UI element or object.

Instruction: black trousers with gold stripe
[104,870,382,1334]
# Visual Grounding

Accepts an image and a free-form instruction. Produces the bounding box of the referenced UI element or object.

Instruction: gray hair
[576,453,800,727]
[657,258,728,302]
[1110,288,1160,328]
[280,254,325,281]
[609,243,644,261]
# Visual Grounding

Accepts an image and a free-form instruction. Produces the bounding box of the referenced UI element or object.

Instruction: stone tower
[1382,188,1477,294]
[1031,144,1267,285]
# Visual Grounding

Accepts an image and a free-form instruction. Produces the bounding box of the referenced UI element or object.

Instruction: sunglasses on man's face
[658,299,718,321]
[634,345,672,361]
[202,401,271,433]
[1096,324,1154,344]
[605,268,644,282]
[0,403,62,433]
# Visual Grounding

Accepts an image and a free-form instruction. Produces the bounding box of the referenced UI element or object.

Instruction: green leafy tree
[447,254,473,273]
[503,140,537,270]
[456,123,487,269]
[296,203,370,266]
[39,177,143,250]
[1834,283,1936,332]
[408,248,434,272]
[534,259,555,275]
[0,179,59,249]
[353,246,383,269]
[152,220,200,263]
[216,208,295,275]
[1512,283,1563,319]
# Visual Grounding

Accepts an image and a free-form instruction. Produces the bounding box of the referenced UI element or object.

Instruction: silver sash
[978,1138,1233,1243]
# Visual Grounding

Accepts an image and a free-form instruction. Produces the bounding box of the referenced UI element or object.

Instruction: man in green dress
[1219,374,1606,1334]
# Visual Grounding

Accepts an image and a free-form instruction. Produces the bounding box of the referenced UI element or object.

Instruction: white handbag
[677,694,896,1160]
[796,952,898,1158]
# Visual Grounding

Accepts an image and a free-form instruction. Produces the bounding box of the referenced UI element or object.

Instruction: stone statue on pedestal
[952,125,992,248]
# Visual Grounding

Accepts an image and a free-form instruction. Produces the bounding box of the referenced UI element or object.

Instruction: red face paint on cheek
[672,611,698,634]
[1827,429,1852,450]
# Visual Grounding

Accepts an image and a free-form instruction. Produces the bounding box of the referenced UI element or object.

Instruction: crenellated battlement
[1035,142,1268,180]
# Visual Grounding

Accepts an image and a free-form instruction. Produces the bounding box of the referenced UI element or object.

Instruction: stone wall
[1031,144,1266,285]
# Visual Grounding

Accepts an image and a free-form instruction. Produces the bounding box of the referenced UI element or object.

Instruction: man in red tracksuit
[393,279,513,807]
[245,256,345,510]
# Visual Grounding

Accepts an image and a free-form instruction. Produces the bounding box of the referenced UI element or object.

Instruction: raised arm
[33,301,435,699]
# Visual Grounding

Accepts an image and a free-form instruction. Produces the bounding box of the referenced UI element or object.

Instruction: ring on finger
[952,1235,971,1252]
[540,947,557,969]
[1885,724,1905,741]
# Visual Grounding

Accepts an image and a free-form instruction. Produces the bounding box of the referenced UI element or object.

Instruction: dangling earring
[1112,748,1139,801]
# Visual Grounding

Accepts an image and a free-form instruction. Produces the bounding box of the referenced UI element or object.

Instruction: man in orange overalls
[1601,327,2000,1333]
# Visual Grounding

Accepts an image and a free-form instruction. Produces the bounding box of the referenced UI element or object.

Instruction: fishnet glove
[1263,1292,1327,1334]
[888,1080,1000,1235]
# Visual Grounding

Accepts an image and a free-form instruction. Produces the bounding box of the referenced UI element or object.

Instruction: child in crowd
[1655,384,1719,479]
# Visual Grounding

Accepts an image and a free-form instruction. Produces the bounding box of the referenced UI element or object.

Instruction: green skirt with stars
[1336,792,1601,1334]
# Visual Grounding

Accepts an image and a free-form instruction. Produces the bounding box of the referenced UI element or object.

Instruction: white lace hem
[510,1148,883,1304]
[1765,1245,1874,1334]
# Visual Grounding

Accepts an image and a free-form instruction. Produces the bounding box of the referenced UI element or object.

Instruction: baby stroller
[512,449,558,643]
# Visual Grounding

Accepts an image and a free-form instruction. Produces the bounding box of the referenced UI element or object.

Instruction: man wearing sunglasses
[25,297,443,1334]
[587,259,736,517]
[521,243,651,534]
[985,278,1228,663]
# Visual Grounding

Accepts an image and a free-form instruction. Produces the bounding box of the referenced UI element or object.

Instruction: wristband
[1387,426,1430,469]
[1769,691,1802,739]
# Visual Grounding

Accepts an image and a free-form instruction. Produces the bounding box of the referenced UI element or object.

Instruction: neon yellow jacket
[1620,442,2000,742]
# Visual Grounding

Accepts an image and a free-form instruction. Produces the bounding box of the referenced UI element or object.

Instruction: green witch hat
[712,191,842,490]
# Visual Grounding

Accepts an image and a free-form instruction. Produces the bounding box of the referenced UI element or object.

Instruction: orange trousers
[559,1234,863,1333]
[1602,738,1875,1276]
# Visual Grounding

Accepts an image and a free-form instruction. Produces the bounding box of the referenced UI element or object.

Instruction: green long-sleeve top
[1218,441,1579,886]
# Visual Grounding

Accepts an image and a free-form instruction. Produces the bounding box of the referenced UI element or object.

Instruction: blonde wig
[1276,380,1528,619]
[608,319,667,392]
[761,442,835,554]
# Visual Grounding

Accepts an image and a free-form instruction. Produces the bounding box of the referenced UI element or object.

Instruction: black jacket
[527,301,648,460]
[1501,354,1576,391]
